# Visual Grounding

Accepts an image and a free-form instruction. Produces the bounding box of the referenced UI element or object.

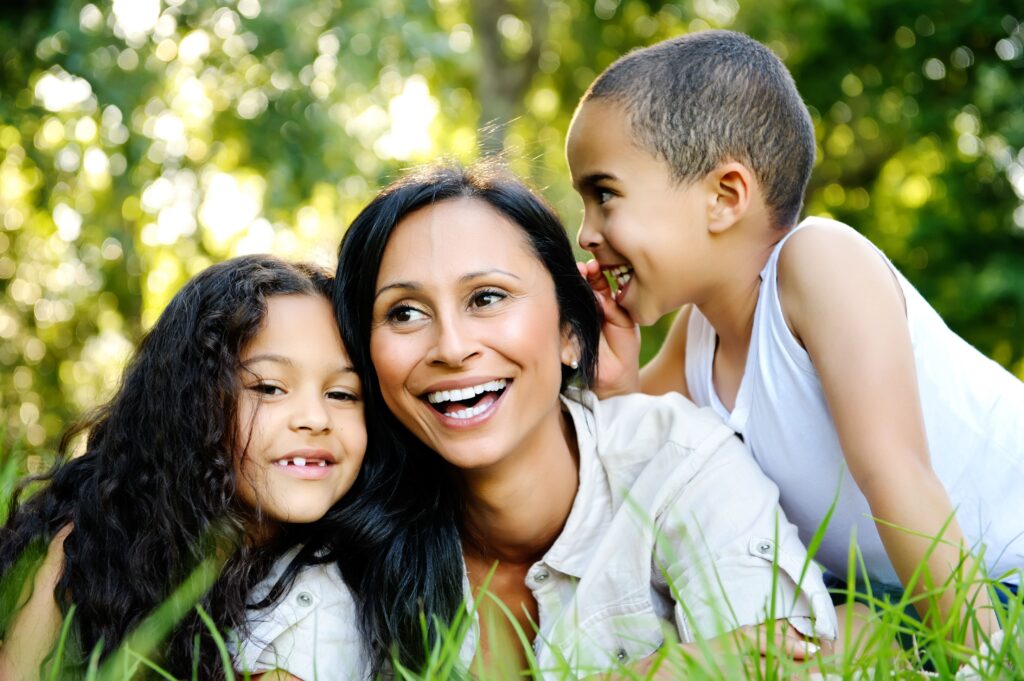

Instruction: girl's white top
[457,391,837,678]
[686,216,1024,585]
[231,547,370,680]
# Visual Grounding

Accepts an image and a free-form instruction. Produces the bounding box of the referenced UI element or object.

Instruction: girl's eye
[471,289,507,308]
[386,304,427,324]
[250,383,284,397]
[596,189,615,205]
[327,390,360,402]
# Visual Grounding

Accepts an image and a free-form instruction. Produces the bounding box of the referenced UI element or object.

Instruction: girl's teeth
[276,457,330,466]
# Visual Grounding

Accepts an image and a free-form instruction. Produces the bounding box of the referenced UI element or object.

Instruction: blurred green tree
[1,0,1021,452]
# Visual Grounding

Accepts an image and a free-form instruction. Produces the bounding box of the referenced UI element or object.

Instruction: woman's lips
[424,379,511,428]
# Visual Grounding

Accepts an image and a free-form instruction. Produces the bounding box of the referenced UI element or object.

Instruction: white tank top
[685,216,1024,585]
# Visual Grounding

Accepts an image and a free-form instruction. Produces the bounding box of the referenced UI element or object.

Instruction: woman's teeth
[448,403,491,420]
[276,457,328,467]
[426,379,507,405]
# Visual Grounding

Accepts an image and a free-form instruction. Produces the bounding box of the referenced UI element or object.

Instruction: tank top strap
[755,220,817,375]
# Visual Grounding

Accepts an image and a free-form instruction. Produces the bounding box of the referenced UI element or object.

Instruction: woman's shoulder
[565,389,742,499]
[570,389,735,454]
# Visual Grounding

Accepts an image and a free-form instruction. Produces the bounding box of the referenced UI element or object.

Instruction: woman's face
[235,293,367,527]
[370,198,575,471]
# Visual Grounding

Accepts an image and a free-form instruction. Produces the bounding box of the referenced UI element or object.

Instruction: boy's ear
[706,161,753,234]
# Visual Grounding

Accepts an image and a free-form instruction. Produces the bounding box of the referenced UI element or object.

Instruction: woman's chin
[429,438,510,472]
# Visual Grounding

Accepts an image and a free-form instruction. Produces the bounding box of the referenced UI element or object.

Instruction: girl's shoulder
[234,553,369,681]
[0,526,69,680]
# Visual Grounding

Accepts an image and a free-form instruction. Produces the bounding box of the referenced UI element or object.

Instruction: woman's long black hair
[335,162,600,673]
[0,255,343,679]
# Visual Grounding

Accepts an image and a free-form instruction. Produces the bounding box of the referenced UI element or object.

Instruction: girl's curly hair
[1,254,337,679]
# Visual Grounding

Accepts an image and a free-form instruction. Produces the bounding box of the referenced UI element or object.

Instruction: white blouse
[459,391,837,677]
[231,548,369,680]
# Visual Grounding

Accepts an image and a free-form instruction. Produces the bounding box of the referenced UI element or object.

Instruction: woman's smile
[369,198,574,471]
[422,377,511,424]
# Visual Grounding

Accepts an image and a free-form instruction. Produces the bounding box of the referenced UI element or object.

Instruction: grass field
[1,436,1020,680]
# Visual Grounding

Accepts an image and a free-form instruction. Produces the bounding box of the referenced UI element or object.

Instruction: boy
[566,29,1023,638]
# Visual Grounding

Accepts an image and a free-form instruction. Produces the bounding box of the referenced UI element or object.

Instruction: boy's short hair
[583,30,815,229]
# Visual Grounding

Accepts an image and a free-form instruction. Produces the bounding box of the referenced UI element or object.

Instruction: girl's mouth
[424,379,509,420]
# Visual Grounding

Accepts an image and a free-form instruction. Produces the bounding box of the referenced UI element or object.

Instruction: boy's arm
[777,224,998,640]
[639,305,691,399]
[578,260,642,396]
[577,261,690,398]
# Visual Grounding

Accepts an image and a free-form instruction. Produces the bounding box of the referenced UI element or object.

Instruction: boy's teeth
[427,378,507,404]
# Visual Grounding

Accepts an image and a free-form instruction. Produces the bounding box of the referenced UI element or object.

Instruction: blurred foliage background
[0,0,1022,453]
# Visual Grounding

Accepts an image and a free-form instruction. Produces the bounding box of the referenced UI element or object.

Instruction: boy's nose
[577,219,603,252]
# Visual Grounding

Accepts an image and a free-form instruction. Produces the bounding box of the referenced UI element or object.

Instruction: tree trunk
[471,0,547,155]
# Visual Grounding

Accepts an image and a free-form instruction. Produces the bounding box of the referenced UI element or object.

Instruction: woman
[336,164,838,678]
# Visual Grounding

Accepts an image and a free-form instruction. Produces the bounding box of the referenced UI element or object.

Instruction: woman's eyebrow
[374,269,521,299]
[461,269,521,282]
[374,281,420,299]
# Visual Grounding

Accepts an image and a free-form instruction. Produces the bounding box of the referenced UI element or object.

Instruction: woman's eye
[250,383,284,397]
[386,304,427,324]
[471,289,507,308]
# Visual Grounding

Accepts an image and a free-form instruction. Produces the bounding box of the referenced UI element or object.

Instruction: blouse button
[615,648,628,662]
[296,591,313,607]
[757,541,773,555]
[534,569,549,582]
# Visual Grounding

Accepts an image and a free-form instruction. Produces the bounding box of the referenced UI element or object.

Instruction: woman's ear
[706,161,753,234]
[560,325,580,369]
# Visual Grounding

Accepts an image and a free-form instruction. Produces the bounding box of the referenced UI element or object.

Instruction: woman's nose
[426,315,480,367]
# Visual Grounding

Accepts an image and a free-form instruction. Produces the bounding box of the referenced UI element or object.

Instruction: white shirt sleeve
[650,434,838,642]
[233,562,369,681]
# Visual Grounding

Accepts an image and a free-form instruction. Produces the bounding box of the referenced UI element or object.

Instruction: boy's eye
[386,304,427,324]
[471,289,507,308]
[596,189,615,205]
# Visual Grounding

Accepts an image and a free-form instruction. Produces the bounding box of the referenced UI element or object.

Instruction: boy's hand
[577,260,641,397]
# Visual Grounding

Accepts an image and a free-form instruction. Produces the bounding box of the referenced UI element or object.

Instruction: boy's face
[567,99,715,325]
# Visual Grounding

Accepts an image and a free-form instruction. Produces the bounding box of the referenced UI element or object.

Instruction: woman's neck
[459,406,579,565]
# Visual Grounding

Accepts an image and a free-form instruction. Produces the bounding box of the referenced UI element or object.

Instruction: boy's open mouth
[602,264,633,299]
[424,379,509,420]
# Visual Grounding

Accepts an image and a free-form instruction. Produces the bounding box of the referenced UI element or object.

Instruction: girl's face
[370,198,575,472]
[235,293,366,527]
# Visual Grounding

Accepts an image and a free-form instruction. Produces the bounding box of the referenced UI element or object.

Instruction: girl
[335,164,838,679]
[0,255,371,680]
